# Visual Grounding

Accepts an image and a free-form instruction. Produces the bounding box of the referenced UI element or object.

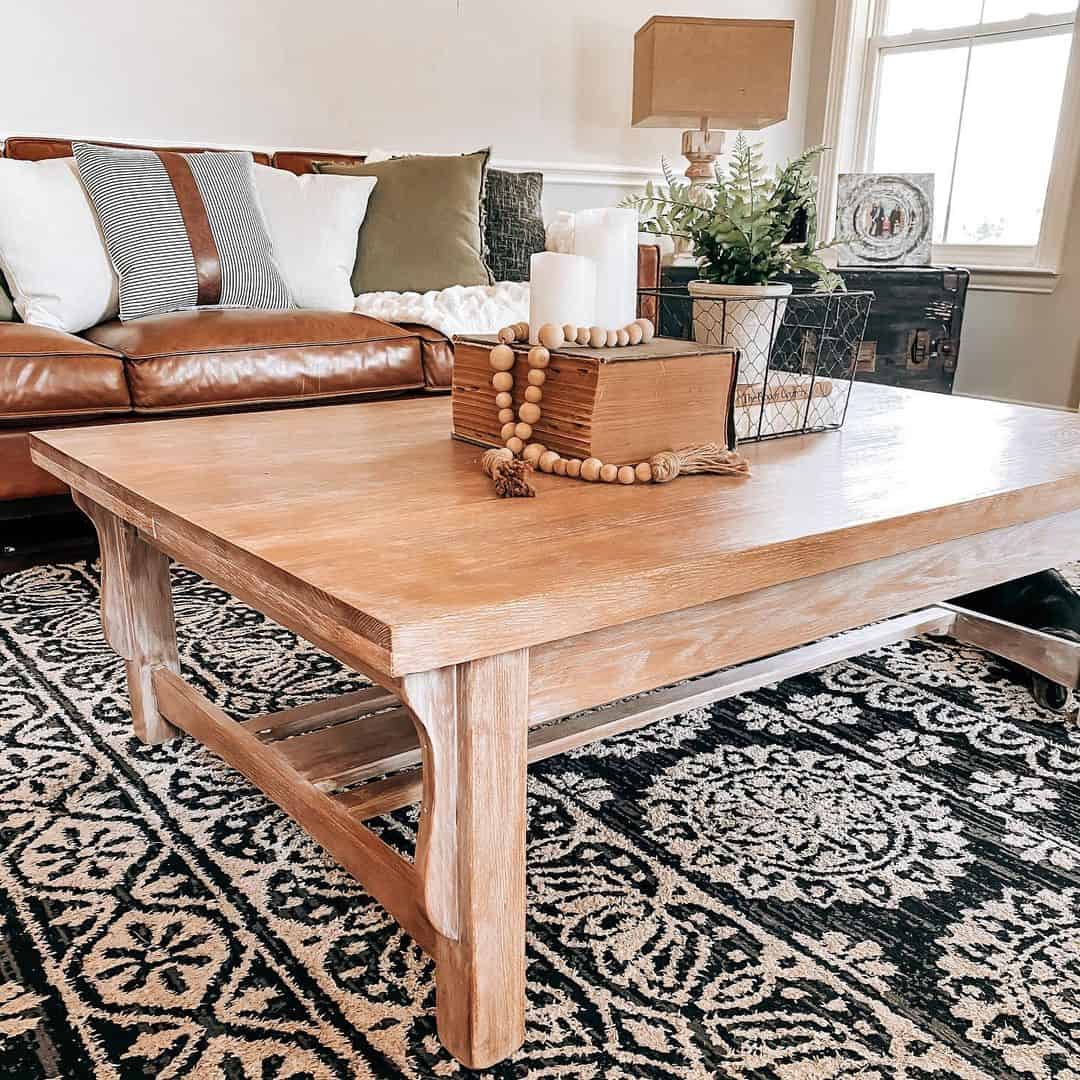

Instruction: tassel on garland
[648,443,751,483]
[482,442,749,494]
[481,448,536,498]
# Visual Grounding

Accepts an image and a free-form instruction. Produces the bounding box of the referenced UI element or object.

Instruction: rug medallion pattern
[0,560,1077,1078]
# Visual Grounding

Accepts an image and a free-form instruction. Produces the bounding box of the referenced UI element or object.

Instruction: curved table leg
[73,491,180,744]
[400,649,529,1069]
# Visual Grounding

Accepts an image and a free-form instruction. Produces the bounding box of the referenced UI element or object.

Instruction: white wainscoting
[490,159,663,219]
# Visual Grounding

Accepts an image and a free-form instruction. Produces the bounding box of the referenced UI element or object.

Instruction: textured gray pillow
[484,169,546,283]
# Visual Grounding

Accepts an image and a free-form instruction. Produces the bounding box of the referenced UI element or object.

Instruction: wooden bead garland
[483,320,748,497]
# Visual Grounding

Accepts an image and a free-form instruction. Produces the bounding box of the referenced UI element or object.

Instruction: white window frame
[819,0,1080,292]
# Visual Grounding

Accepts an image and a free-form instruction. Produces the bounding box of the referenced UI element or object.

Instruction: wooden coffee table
[30,385,1080,1068]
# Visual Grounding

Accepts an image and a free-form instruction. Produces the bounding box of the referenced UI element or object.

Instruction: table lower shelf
[185,602,1078,826]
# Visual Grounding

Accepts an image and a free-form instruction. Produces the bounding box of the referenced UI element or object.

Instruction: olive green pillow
[315,150,493,295]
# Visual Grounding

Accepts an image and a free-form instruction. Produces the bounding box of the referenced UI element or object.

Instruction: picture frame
[834,173,935,267]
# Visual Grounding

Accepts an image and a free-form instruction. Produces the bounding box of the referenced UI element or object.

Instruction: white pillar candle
[528,252,596,344]
[572,207,638,331]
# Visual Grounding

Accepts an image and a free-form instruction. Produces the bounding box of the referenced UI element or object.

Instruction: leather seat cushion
[0,324,131,422]
[83,309,426,412]
[395,322,453,390]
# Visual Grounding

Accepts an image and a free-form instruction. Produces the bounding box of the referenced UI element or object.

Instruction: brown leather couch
[0,136,659,520]
[0,137,460,509]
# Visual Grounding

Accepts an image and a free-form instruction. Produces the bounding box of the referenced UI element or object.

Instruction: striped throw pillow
[73,143,291,322]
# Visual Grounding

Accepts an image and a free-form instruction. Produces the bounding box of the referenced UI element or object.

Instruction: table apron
[528,507,1080,723]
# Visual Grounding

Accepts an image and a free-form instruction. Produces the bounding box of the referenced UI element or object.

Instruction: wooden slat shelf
[241,686,400,740]
[221,602,1080,827]
[277,706,418,791]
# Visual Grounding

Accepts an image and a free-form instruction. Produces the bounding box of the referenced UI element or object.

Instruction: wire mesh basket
[640,285,874,442]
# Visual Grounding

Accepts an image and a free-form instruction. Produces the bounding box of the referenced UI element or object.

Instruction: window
[821,0,1080,286]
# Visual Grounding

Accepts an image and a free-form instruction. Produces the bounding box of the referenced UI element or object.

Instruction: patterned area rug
[1,560,1078,1079]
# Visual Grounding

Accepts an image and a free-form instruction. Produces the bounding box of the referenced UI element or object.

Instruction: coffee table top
[31,385,1080,675]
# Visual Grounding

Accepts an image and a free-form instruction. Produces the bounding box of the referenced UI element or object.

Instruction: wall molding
[492,159,665,188]
[0,134,665,191]
[964,265,1061,295]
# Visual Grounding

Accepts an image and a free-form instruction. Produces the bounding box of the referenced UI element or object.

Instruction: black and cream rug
[1,560,1078,1079]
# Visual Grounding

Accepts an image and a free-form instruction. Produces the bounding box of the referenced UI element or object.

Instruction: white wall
[955,172,1080,409]
[0,0,818,217]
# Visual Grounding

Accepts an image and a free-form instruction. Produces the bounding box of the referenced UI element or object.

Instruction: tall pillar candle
[528,252,596,344]
[572,207,638,330]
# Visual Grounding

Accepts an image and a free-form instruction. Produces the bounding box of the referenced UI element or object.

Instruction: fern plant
[622,135,843,292]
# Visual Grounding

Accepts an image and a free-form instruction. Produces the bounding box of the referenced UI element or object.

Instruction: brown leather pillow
[315,150,493,295]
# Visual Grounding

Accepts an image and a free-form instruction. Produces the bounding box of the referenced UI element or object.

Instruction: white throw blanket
[353,282,529,338]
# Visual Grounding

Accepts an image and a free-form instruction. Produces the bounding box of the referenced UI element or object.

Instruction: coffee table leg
[73,492,180,744]
[402,649,529,1069]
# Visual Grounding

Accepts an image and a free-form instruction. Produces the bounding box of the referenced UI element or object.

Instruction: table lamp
[632,16,795,189]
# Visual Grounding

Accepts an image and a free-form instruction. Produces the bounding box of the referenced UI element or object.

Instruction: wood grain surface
[32,385,1080,675]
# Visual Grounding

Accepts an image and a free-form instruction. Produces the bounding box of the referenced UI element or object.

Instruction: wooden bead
[492,371,513,392]
[498,408,514,423]
[495,391,512,409]
[518,402,541,424]
[514,322,529,339]
[528,346,550,369]
[500,421,517,441]
[565,458,582,478]
[523,442,546,466]
[635,461,652,483]
[600,463,619,483]
[538,324,565,350]
[626,322,643,346]
[489,344,515,371]
[616,329,630,347]
[605,329,619,347]
[514,422,533,440]
[524,385,543,404]
[636,318,655,343]
[527,369,546,387]
[562,324,577,343]
[497,326,516,344]
[617,465,636,485]
[553,457,568,476]
[589,326,606,348]
[580,458,602,482]
[538,450,560,473]
[506,436,525,455]
[576,327,591,346]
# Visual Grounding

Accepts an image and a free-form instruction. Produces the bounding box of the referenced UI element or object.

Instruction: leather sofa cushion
[0,324,130,422]
[84,309,426,413]
[396,322,453,390]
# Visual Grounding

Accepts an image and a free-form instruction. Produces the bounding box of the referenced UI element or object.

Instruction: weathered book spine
[452,343,599,460]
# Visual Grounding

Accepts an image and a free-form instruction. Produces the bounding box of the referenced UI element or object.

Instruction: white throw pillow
[0,157,119,332]
[254,165,377,310]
